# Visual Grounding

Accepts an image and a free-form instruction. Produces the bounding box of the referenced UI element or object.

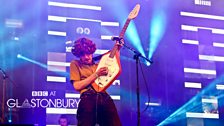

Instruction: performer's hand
[95,67,108,77]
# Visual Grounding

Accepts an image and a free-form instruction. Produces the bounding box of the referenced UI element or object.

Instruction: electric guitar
[92,4,141,92]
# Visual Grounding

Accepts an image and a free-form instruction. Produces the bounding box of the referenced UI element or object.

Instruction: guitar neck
[109,18,131,58]
[119,19,131,38]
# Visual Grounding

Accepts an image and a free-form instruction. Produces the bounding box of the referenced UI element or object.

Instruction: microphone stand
[0,68,8,124]
[0,68,18,124]
[115,38,153,126]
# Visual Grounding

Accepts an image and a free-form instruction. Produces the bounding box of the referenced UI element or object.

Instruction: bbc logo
[32,91,48,96]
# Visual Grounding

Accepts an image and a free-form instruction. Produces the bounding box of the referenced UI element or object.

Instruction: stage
[1,0,224,125]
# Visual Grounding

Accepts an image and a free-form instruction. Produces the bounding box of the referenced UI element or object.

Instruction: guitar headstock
[128,4,141,20]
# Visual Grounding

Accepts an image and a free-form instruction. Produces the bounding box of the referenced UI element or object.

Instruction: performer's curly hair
[71,37,96,57]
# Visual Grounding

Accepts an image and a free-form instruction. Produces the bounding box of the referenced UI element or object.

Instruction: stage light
[17,54,21,58]
[48,30,66,36]
[145,102,161,106]
[17,54,47,68]
[216,84,224,90]
[148,10,167,60]
[126,22,146,58]
[146,61,151,66]
[48,1,101,11]
[182,39,199,45]
[5,19,23,28]
[184,82,202,89]
[199,55,224,62]
[213,42,224,48]
[8,119,12,123]
[101,21,119,26]
[14,37,19,41]
[158,74,224,126]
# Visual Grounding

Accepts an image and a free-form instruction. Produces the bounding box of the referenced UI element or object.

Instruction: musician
[70,37,122,126]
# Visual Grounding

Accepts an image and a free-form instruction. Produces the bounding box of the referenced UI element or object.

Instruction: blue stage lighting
[126,22,146,58]
[8,119,12,123]
[17,54,21,58]
[146,61,151,66]
[17,54,47,68]
[17,54,69,77]
[148,10,167,59]
[158,74,224,126]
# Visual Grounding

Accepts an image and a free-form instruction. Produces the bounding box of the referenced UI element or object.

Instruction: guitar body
[92,51,121,92]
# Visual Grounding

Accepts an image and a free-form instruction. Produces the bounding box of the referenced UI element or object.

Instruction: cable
[139,61,151,114]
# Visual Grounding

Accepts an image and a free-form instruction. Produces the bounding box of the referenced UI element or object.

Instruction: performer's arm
[72,72,97,91]
[72,67,108,91]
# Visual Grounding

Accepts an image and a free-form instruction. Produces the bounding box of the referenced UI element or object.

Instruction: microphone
[111,36,122,41]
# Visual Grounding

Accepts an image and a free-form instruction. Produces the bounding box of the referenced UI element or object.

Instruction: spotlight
[17,54,21,58]
[14,37,19,41]
[148,10,167,60]
[146,61,151,66]
[16,54,47,68]
[8,119,12,123]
